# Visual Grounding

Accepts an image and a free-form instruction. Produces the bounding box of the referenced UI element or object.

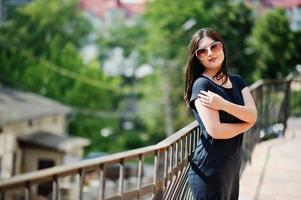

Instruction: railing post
[118,159,125,197]
[154,149,165,199]
[25,182,33,200]
[98,164,105,200]
[283,79,291,135]
[257,84,263,131]
[164,148,168,188]
[77,169,84,200]
[137,154,144,199]
[52,175,59,200]
[0,191,5,200]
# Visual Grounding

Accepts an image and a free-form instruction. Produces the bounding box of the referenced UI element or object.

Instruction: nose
[207,48,213,56]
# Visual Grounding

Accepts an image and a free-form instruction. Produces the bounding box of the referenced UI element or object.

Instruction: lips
[209,57,217,62]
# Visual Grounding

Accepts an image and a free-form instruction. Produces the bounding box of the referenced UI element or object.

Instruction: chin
[209,62,222,69]
[213,60,223,68]
[202,59,224,69]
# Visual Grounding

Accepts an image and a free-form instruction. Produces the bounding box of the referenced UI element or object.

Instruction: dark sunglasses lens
[196,49,208,58]
[211,42,223,53]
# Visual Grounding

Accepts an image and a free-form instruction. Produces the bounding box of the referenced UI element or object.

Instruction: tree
[142,0,210,136]
[209,2,255,82]
[292,30,301,69]
[249,8,295,79]
[0,0,91,89]
[140,0,255,137]
[0,0,122,154]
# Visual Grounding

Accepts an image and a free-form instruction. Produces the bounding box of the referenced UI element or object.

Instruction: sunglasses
[195,41,223,60]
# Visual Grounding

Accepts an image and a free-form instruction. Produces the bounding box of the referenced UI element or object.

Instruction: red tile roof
[121,3,145,17]
[265,0,301,8]
[79,0,145,18]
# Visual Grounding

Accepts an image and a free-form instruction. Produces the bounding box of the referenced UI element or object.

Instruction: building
[79,0,146,18]
[0,84,90,182]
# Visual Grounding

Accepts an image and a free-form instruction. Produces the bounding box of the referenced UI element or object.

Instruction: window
[38,159,55,197]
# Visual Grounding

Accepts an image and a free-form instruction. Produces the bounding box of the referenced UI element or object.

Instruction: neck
[203,69,220,79]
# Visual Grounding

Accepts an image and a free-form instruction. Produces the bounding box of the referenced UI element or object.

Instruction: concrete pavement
[239,117,301,200]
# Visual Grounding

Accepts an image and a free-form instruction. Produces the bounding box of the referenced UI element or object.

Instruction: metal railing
[0,122,199,200]
[0,73,297,200]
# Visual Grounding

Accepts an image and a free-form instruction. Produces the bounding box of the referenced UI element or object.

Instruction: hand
[198,90,225,110]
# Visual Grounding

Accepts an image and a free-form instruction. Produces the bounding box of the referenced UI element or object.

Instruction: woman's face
[196,36,225,71]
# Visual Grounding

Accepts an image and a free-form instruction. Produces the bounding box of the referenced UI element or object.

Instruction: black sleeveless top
[189,74,247,199]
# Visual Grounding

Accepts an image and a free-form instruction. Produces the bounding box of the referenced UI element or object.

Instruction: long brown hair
[184,28,228,105]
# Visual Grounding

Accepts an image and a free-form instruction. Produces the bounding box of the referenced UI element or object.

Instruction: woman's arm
[194,99,254,139]
[222,87,257,123]
[198,87,257,124]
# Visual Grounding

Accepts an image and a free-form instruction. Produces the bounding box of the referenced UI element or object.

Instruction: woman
[184,28,257,200]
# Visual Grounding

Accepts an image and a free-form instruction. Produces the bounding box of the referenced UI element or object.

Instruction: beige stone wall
[22,147,63,173]
[2,114,68,137]
[0,114,68,179]
[0,133,17,179]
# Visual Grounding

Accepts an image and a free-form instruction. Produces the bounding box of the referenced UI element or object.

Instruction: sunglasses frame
[195,41,223,60]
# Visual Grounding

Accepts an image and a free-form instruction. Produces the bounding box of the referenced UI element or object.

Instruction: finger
[200,98,210,105]
[201,101,211,108]
[200,90,208,95]
[202,90,214,98]
[198,94,209,100]
[198,97,207,105]
[208,90,216,95]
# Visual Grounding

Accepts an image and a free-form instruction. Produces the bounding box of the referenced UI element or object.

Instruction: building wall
[0,114,68,179]
[2,114,67,136]
[0,133,17,179]
[287,7,301,31]
[22,147,63,173]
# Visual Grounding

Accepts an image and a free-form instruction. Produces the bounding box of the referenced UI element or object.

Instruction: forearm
[213,121,254,139]
[222,100,257,123]
[199,88,257,123]
[194,96,256,140]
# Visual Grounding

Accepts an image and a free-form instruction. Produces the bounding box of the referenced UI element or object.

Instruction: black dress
[187,74,247,200]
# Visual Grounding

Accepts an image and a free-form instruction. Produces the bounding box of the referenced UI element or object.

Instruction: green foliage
[209,2,255,82]
[249,8,296,79]
[292,30,301,65]
[290,89,301,117]
[69,114,122,154]
[98,16,147,59]
[136,68,166,142]
[1,0,90,57]
[0,0,121,155]
[0,0,91,87]
[144,0,209,59]
[140,0,255,135]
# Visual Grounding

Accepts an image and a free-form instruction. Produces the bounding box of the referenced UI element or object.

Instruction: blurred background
[0,0,300,180]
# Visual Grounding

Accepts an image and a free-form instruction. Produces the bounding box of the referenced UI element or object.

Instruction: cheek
[200,60,208,67]
[218,51,225,62]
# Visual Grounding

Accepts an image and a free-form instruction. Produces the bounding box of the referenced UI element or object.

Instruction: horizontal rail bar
[0,121,198,190]
[248,72,296,91]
